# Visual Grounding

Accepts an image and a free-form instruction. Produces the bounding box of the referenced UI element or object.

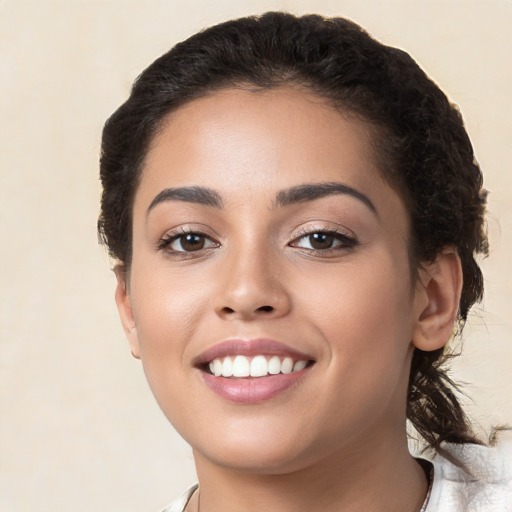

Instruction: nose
[213,247,291,321]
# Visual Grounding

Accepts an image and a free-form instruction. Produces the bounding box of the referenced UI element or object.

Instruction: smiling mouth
[199,355,315,403]
[203,355,313,378]
[195,339,316,402]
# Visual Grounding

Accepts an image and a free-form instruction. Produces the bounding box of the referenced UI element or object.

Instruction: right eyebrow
[146,186,223,216]
[273,182,378,216]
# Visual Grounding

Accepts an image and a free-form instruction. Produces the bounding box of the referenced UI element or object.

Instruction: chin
[198,443,313,475]
[188,420,334,476]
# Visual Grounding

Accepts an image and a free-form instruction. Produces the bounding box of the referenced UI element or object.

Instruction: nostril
[218,304,276,317]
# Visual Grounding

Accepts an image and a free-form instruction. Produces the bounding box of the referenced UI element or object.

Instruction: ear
[114,265,141,359]
[412,250,463,352]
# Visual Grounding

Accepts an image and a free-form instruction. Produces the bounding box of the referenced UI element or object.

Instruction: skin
[115,86,462,512]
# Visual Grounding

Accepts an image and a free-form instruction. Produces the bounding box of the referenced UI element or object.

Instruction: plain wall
[1,1,511,511]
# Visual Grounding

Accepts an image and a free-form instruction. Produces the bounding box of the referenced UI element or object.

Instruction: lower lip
[200,368,310,404]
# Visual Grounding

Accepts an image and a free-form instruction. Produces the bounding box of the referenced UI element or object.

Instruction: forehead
[135,86,407,232]
[141,87,381,190]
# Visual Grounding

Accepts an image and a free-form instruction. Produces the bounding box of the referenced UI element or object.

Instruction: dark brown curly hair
[98,12,488,450]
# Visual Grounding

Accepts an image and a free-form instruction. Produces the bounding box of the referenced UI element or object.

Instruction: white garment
[161,485,197,512]
[161,438,512,512]
[423,437,512,511]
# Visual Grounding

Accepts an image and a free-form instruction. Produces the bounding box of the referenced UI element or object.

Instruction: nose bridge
[214,239,290,319]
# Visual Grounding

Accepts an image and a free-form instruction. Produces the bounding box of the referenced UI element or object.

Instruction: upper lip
[193,338,315,366]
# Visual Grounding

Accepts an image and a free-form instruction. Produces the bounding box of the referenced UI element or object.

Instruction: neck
[192,431,428,512]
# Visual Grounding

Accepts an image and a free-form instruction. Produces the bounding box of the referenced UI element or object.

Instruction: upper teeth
[208,355,308,378]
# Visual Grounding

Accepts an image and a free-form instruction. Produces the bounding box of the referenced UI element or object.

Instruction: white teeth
[281,357,293,374]
[250,355,268,377]
[221,357,233,377]
[208,355,309,378]
[268,356,281,375]
[213,358,222,377]
[293,360,307,372]
[232,355,250,377]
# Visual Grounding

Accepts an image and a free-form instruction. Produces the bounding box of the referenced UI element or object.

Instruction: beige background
[1,1,511,510]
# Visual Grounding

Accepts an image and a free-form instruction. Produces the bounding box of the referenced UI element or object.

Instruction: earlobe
[412,250,463,352]
[114,265,141,359]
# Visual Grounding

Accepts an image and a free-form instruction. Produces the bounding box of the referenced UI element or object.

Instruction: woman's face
[119,87,427,474]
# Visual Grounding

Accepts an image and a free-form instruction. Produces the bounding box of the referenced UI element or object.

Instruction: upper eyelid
[291,224,356,240]
[158,225,219,241]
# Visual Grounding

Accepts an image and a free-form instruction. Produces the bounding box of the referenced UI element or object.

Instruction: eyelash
[289,227,359,255]
[157,228,219,256]
[157,227,359,257]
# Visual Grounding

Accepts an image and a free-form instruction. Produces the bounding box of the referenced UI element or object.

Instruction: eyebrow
[147,186,223,215]
[146,181,377,217]
[274,182,377,215]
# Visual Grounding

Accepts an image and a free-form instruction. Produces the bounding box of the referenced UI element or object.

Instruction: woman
[98,12,511,512]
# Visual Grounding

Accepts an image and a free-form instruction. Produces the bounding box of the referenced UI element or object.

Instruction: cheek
[298,247,414,366]
[129,261,213,364]
[297,252,415,432]
[127,266,210,422]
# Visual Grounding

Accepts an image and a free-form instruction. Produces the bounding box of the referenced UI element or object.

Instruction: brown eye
[308,232,335,250]
[160,232,217,253]
[292,230,358,252]
[172,233,209,252]
[178,233,206,251]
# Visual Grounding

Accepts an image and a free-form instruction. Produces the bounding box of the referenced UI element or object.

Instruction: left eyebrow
[146,186,223,216]
[273,182,378,216]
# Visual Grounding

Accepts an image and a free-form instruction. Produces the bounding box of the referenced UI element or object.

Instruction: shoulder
[160,484,198,512]
[426,432,512,512]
